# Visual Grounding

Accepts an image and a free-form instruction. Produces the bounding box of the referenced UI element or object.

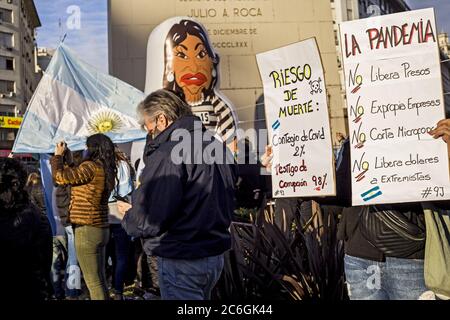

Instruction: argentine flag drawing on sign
[13,44,146,154]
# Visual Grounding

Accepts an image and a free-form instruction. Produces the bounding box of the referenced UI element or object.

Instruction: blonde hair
[26,172,41,187]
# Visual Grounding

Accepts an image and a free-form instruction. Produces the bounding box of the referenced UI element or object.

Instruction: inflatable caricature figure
[145,17,238,144]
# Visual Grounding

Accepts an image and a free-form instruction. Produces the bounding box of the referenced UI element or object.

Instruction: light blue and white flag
[13,44,146,154]
[40,153,64,236]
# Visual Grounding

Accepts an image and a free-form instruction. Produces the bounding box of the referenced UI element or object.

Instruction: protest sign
[256,38,336,198]
[340,8,450,205]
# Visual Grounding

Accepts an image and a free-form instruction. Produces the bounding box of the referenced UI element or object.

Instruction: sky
[33,0,449,74]
[35,0,108,72]
[406,0,450,35]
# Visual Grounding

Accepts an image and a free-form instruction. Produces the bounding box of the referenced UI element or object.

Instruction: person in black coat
[0,158,53,300]
[119,89,237,300]
[261,138,428,300]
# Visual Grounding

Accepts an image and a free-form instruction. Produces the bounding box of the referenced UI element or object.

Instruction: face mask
[151,114,169,139]
[145,133,154,146]
[152,127,164,139]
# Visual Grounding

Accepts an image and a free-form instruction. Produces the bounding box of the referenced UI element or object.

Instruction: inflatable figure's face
[147,18,238,145]
[169,34,214,104]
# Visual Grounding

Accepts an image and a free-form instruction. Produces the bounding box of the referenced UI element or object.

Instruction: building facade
[357,0,409,18]
[438,33,450,115]
[37,47,54,72]
[0,0,40,151]
[438,33,450,58]
[108,0,346,147]
[108,0,448,146]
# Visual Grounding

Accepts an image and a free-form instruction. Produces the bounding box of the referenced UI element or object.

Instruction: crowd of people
[1,89,449,301]
[0,89,235,301]
[262,119,450,300]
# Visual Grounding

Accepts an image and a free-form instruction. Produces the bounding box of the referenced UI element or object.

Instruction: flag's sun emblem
[87,110,123,134]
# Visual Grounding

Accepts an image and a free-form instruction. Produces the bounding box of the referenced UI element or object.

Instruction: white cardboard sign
[340,8,450,205]
[256,38,336,198]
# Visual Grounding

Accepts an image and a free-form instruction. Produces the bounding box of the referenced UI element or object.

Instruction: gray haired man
[119,89,237,300]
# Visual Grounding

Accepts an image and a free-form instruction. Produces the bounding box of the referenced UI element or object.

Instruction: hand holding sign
[55,141,67,156]
[261,145,273,172]
[429,119,450,143]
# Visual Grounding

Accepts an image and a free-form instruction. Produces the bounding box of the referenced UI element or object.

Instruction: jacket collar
[144,115,204,157]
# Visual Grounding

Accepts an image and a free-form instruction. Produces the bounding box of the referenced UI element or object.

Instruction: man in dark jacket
[120,89,237,300]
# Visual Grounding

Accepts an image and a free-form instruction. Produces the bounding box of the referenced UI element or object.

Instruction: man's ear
[157,114,168,128]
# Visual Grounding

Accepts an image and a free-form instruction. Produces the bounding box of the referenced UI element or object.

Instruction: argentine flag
[13,44,146,154]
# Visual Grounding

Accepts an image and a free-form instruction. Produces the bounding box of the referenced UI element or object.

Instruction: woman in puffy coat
[51,134,117,300]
